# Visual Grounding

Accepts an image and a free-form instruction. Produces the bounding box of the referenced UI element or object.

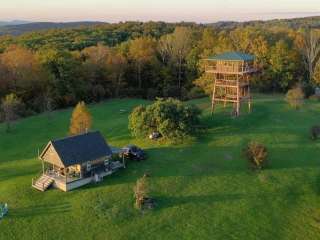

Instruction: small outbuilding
[32,131,124,192]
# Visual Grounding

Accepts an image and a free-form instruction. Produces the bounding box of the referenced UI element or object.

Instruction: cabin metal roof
[207,52,255,61]
[42,131,112,167]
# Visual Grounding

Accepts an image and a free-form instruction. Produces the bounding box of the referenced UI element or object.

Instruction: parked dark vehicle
[121,145,146,161]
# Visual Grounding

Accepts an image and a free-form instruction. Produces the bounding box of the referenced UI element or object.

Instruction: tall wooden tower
[204,52,256,116]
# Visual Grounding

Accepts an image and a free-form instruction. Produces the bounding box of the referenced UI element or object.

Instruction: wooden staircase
[32,175,54,192]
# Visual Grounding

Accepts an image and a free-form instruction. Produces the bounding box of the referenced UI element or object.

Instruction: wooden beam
[207,58,255,117]
[236,74,240,116]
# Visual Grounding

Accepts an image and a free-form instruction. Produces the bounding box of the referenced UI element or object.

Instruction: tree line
[0,20,320,123]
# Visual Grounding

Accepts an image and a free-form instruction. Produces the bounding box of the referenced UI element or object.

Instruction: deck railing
[205,65,255,73]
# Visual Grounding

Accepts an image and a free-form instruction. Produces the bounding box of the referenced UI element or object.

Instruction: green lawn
[1,94,320,240]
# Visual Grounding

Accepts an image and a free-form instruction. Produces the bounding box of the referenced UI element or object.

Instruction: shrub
[285,87,304,109]
[146,88,159,100]
[133,175,150,209]
[187,86,206,100]
[92,84,106,102]
[162,86,181,98]
[121,87,144,98]
[1,93,25,132]
[129,98,201,142]
[311,125,320,140]
[301,82,314,98]
[244,141,268,170]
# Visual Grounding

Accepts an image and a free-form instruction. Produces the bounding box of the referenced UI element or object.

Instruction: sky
[1,0,320,23]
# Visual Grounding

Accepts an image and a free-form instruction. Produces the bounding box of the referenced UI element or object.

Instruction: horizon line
[1,12,320,24]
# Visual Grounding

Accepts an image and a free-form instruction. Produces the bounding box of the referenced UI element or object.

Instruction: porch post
[80,165,83,178]
[122,155,126,169]
[42,160,45,174]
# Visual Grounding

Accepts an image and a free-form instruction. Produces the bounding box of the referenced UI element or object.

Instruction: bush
[310,125,320,140]
[92,84,106,102]
[121,87,144,98]
[301,82,314,98]
[244,141,268,170]
[146,88,159,100]
[129,98,201,142]
[162,86,181,98]
[187,86,206,100]
[1,93,25,132]
[134,174,151,210]
[285,87,304,109]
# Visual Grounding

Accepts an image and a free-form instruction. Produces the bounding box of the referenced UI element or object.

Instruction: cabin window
[86,162,91,171]
[104,159,110,166]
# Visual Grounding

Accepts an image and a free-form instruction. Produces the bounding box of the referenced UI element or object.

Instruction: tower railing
[205,65,255,74]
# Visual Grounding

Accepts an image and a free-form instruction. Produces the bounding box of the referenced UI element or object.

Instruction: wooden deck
[32,161,125,192]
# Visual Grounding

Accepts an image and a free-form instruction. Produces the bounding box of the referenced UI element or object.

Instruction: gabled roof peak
[41,131,112,167]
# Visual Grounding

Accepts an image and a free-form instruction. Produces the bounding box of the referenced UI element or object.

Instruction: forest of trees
[0,18,320,120]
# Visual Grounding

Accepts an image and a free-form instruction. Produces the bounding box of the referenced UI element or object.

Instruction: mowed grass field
[1,94,320,240]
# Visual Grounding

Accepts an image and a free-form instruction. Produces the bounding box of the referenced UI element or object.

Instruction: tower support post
[205,52,256,117]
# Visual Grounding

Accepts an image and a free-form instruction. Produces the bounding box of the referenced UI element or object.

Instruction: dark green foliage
[187,86,206,100]
[129,98,201,141]
[244,141,268,170]
[1,93,24,132]
[0,18,319,119]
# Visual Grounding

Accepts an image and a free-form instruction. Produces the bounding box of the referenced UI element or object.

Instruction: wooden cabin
[204,52,256,116]
[32,131,124,192]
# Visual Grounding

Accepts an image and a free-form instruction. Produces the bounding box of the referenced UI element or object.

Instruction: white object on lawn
[0,203,8,219]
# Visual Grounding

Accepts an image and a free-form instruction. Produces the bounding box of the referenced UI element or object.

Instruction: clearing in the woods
[1,94,320,240]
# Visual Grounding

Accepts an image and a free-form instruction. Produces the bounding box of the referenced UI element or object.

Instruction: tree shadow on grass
[201,102,272,131]
[78,139,320,191]
[156,189,306,210]
[314,178,320,201]
[9,202,72,218]
[0,163,40,182]
[156,194,241,209]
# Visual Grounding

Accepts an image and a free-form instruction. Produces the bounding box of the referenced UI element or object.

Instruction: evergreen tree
[69,101,92,135]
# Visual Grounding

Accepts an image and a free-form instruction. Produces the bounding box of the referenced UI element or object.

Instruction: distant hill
[0,16,319,37]
[207,16,320,29]
[0,20,31,27]
[0,21,105,36]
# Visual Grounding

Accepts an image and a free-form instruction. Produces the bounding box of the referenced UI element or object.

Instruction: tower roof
[207,52,255,61]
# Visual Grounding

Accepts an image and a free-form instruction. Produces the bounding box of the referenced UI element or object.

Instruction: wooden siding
[53,177,92,192]
[41,143,65,168]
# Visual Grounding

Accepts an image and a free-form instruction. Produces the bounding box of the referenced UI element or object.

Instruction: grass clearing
[1,94,320,239]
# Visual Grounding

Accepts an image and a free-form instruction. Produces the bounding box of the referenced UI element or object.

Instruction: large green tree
[295,29,320,84]
[1,93,24,132]
[158,27,194,89]
[129,37,156,89]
